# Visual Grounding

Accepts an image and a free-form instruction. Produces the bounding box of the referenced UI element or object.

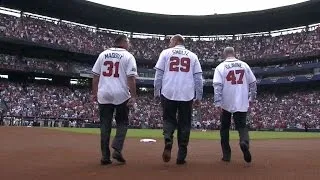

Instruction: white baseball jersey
[213,58,256,113]
[92,48,138,105]
[155,45,202,101]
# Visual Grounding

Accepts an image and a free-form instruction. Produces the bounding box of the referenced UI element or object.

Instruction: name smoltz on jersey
[155,45,202,101]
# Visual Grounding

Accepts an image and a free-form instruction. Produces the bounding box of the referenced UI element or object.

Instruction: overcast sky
[87,0,308,15]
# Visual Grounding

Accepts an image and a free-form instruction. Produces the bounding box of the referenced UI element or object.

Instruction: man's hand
[154,96,161,106]
[248,101,255,113]
[127,97,137,108]
[216,106,222,114]
[154,90,161,101]
[249,101,254,108]
[194,99,201,107]
[154,95,161,101]
[92,94,97,102]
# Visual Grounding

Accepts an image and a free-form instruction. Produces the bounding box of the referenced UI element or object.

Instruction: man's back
[92,47,137,105]
[213,58,256,112]
[155,45,202,101]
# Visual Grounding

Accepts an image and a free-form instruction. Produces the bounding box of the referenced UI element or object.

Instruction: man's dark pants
[161,95,193,161]
[220,109,249,158]
[99,100,129,160]
[0,114,3,126]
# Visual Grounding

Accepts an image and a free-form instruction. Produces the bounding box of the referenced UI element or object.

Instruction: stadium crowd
[1,54,319,80]
[0,80,319,129]
[0,13,320,61]
[0,12,319,130]
[0,54,70,74]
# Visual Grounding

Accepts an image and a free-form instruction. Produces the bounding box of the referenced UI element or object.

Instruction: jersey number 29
[103,61,120,77]
[169,57,190,72]
[226,70,244,84]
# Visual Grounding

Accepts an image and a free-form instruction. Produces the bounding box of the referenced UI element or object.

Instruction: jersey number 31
[103,61,120,77]
[226,70,244,84]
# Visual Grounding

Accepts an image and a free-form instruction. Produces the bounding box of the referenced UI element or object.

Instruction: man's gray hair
[223,47,235,56]
[172,34,185,44]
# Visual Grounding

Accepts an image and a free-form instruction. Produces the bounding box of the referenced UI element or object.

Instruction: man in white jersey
[154,34,203,165]
[213,47,257,163]
[92,35,138,165]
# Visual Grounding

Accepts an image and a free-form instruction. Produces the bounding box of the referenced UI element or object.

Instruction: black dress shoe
[176,159,186,165]
[100,159,112,165]
[221,157,231,162]
[112,150,126,163]
[240,141,252,163]
[162,144,172,163]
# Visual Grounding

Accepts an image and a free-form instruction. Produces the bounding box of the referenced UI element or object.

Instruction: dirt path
[0,127,319,180]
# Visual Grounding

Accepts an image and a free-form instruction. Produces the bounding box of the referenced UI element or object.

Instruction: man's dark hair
[114,34,128,45]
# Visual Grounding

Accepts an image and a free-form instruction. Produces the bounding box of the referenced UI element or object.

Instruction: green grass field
[51,128,320,140]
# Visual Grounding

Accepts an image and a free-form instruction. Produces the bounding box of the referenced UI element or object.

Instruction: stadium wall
[2,116,320,132]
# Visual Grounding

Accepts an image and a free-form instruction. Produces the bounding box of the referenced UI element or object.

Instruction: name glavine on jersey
[225,62,242,69]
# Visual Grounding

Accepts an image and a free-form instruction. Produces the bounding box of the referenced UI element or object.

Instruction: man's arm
[91,53,102,101]
[213,83,223,107]
[246,64,257,102]
[126,55,138,105]
[193,73,203,100]
[154,69,164,97]
[212,67,223,107]
[127,76,137,99]
[154,50,166,98]
[249,81,257,102]
[193,56,203,101]
[92,75,99,100]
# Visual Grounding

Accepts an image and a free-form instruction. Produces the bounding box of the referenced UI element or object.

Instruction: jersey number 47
[226,70,244,85]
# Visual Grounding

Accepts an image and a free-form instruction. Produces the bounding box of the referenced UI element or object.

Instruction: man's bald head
[172,34,184,44]
[169,34,185,47]
[223,47,235,58]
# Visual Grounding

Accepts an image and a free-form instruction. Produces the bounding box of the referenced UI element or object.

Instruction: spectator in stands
[1,13,320,61]
[0,13,319,130]
[0,79,319,129]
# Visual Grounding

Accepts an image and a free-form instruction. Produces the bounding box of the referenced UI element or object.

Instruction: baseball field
[1,127,320,180]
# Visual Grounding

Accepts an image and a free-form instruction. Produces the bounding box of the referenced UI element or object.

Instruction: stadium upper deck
[1,0,320,35]
[0,11,319,64]
[0,1,319,69]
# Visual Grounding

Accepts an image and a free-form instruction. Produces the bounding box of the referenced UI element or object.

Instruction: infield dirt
[1,127,320,180]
